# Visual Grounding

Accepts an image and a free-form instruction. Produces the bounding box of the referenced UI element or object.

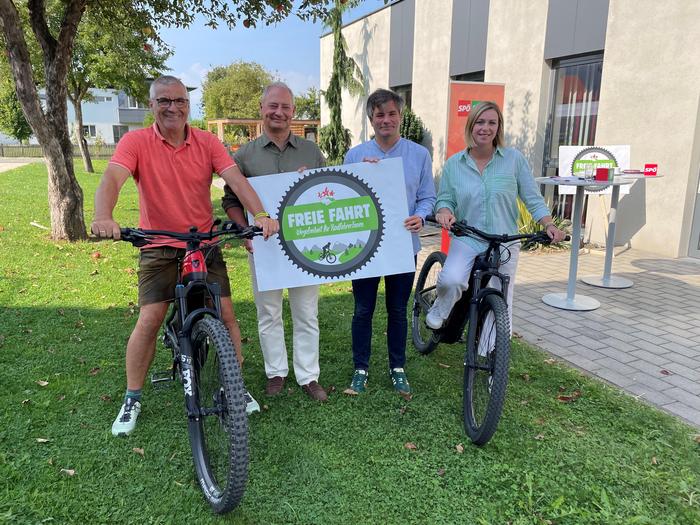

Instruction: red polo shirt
[110,124,235,247]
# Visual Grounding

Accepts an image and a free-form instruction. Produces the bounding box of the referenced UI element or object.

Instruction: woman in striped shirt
[426,101,566,331]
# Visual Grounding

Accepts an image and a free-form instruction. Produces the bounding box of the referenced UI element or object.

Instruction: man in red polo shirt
[91,75,278,436]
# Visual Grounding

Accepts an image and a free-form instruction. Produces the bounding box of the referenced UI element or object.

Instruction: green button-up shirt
[435,146,550,250]
[221,131,326,211]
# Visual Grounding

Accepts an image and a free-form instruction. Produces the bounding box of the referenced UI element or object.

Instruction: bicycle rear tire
[188,316,248,514]
[412,251,445,355]
[463,293,510,445]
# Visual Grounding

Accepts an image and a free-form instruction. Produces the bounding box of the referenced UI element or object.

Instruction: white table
[535,177,633,311]
[580,174,661,289]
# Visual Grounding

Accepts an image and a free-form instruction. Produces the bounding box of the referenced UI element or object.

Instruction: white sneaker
[425,310,444,330]
[111,398,141,436]
[244,390,260,415]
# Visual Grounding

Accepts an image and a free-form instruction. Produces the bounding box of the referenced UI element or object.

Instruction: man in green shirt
[222,82,328,402]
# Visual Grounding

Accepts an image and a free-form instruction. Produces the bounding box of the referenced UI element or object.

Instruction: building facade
[320,0,700,259]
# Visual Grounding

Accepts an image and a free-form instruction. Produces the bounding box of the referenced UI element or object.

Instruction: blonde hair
[464,101,504,149]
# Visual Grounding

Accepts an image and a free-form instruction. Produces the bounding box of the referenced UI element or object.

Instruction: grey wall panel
[450,0,489,76]
[389,0,415,87]
[545,0,609,60]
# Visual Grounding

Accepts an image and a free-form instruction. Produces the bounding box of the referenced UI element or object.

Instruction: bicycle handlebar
[425,215,570,245]
[119,220,263,248]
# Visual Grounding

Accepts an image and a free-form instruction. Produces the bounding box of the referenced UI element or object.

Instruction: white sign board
[558,145,631,195]
[248,158,415,291]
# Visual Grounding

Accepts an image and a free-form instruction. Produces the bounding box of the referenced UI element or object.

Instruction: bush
[400,107,424,144]
[517,199,570,250]
[318,123,351,166]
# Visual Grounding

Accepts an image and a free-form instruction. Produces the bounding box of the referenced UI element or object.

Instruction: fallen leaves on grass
[521,373,531,382]
[90,269,99,276]
[22,399,30,405]
[36,438,51,443]
[651,456,658,465]
[99,394,112,402]
[88,367,101,376]
[534,417,546,426]
[534,434,546,441]
[693,435,700,444]
[544,358,557,365]
[60,468,75,476]
[36,380,49,387]
[455,443,464,454]
[437,468,446,477]
[438,363,450,369]
[557,390,582,403]
[74,319,85,328]
[132,447,145,457]
[399,405,409,416]
[124,267,135,275]
[404,442,418,451]
[91,251,102,259]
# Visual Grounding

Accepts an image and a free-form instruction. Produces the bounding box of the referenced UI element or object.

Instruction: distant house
[28,87,149,146]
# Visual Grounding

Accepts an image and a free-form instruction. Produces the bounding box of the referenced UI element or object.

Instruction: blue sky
[159,1,385,118]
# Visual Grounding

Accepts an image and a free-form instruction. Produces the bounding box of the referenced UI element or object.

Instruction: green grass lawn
[1,162,699,524]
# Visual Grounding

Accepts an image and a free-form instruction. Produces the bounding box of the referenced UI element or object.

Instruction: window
[113,125,129,143]
[451,71,485,82]
[392,84,412,110]
[543,54,604,220]
[82,125,96,138]
[126,96,148,109]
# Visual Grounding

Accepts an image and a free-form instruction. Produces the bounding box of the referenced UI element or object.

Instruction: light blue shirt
[345,138,436,254]
[435,147,551,249]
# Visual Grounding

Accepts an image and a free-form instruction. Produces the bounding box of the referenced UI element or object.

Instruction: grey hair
[149,75,188,99]
[366,89,404,119]
[261,81,294,103]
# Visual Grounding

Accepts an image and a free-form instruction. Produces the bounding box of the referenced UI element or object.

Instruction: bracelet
[254,211,270,220]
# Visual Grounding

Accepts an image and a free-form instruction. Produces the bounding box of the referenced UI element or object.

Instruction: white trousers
[249,255,320,385]
[430,240,520,334]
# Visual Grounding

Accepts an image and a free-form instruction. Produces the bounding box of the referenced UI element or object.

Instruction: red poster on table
[445,81,505,160]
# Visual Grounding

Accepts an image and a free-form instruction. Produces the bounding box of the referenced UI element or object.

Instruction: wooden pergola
[207,118,321,144]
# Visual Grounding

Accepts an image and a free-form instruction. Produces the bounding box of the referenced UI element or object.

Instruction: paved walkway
[417,227,700,428]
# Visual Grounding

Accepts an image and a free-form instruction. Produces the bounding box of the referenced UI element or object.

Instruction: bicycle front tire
[463,293,510,445]
[412,251,445,355]
[188,316,248,514]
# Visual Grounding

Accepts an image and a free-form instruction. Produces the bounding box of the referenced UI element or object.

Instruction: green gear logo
[277,169,384,278]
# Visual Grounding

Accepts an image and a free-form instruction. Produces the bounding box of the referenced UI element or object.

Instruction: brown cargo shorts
[137,245,231,306]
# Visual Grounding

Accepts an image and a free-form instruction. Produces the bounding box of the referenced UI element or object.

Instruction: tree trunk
[0,0,88,241]
[72,99,94,173]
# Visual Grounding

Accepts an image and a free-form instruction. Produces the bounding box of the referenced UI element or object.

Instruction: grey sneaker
[244,390,260,415]
[111,397,141,436]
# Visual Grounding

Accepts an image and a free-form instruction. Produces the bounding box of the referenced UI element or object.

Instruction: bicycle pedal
[151,370,174,386]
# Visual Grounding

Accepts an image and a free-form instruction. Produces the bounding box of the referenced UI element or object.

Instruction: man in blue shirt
[343,89,436,398]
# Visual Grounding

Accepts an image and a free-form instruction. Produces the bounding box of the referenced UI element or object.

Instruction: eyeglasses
[155,97,189,108]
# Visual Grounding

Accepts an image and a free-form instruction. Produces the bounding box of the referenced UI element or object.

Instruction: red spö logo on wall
[644,163,658,176]
[457,100,471,117]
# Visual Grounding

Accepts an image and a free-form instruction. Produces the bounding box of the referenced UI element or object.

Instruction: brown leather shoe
[265,376,285,396]
[302,380,328,402]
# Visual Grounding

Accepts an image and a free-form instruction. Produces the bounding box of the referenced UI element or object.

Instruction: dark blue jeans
[351,261,416,371]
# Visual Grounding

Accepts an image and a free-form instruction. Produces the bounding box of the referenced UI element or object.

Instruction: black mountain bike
[120,220,261,514]
[412,216,567,445]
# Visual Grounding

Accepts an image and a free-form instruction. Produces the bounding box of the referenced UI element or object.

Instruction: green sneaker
[344,369,368,395]
[390,368,412,398]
